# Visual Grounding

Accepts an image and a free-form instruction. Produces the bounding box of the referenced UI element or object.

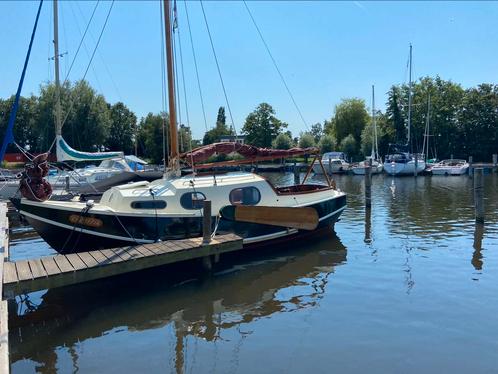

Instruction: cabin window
[229,187,261,206]
[180,192,206,210]
[130,200,167,209]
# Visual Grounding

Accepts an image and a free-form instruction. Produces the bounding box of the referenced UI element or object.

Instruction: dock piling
[365,159,372,208]
[202,200,212,245]
[474,168,484,223]
[65,176,70,192]
[293,162,300,184]
[414,156,418,177]
[469,156,473,177]
[493,154,497,172]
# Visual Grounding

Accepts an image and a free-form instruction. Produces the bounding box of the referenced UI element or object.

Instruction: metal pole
[474,168,484,224]
[407,44,412,151]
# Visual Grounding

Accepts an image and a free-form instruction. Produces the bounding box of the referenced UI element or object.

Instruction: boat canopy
[56,135,124,162]
[181,142,318,166]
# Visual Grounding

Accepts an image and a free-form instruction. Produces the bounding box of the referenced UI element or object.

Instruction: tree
[298,132,315,148]
[178,124,193,153]
[106,102,136,154]
[242,103,287,148]
[310,123,323,144]
[339,134,357,160]
[318,134,336,154]
[386,86,406,145]
[0,95,39,153]
[202,106,233,145]
[272,133,293,149]
[137,112,168,164]
[325,98,368,157]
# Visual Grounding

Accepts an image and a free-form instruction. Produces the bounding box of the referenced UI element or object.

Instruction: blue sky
[2,1,498,139]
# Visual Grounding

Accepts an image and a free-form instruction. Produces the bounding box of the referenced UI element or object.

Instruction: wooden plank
[3,234,243,299]
[40,257,61,276]
[0,300,8,374]
[134,245,155,257]
[53,255,74,273]
[28,259,47,279]
[77,252,99,268]
[3,262,17,284]
[65,254,87,271]
[88,250,111,266]
[124,246,147,260]
[15,260,33,281]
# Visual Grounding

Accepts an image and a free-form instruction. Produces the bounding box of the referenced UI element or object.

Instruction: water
[9,173,498,374]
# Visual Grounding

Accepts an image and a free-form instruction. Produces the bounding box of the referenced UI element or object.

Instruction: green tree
[202,106,233,145]
[458,84,498,161]
[272,133,293,149]
[339,134,357,160]
[325,98,367,157]
[0,95,39,153]
[242,103,287,148]
[106,102,136,154]
[178,124,193,153]
[310,122,323,143]
[386,86,406,145]
[298,132,315,148]
[318,134,336,154]
[137,112,169,164]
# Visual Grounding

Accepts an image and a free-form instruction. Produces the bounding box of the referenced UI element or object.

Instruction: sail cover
[181,142,319,165]
[56,135,124,162]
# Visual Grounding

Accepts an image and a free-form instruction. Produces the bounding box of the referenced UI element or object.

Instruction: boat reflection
[10,231,347,373]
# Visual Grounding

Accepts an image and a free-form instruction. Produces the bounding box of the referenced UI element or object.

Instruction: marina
[2,171,498,373]
[1,0,498,373]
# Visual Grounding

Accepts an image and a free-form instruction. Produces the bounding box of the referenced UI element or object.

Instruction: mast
[53,0,62,136]
[163,0,180,173]
[407,43,412,152]
[371,85,376,160]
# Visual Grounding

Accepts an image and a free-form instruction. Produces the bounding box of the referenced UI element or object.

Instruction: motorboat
[352,158,383,175]
[312,152,350,174]
[429,159,469,175]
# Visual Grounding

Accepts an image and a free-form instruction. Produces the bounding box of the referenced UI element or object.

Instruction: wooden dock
[0,201,242,373]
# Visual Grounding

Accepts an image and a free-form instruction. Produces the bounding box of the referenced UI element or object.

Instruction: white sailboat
[385,44,426,176]
[15,0,347,254]
[352,85,383,175]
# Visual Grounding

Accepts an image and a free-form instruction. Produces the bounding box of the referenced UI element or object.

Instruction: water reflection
[472,223,484,271]
[10,232,346,373]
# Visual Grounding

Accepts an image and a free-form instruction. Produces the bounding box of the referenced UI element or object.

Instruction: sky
[2,1,498,140]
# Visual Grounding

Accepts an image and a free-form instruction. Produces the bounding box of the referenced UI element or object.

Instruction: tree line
[1,77,497,164]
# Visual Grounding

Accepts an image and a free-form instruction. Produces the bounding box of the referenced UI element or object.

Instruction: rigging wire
[243,0,309,130]
[74,1,122,101]
[54,0,115,138]
[62,1,100,87]
[199,0,237,135]
[173,0,194,155]
[184,1,208,133]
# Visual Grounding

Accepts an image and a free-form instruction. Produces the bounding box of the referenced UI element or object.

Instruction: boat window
[180,192,206,210]
[229,187,261,205]
[130,200,167,209]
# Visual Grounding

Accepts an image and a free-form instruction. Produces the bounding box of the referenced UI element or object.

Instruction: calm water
[9,173,498,374]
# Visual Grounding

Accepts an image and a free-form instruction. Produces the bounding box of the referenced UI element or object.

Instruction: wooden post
[493,154,497,172]
[474,168,484,224]
[365,159,372,208]
[414,155,418,177]
[468,156,473,177]
[293,162,300,185]
[202,200,212,244]
[65,176,70,192]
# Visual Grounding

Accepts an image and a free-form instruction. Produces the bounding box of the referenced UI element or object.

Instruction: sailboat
[352,85,383,175]
[385,44,426,176]
[15,0,347,254]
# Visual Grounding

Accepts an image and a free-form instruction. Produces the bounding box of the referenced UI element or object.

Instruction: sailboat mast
[371,85,375,159]
[53,0,62,136]
[163,0,179,171]
[407,43,412,152]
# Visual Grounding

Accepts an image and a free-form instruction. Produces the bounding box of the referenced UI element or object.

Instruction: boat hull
[351,164,384,175]
[431,166,469,175]
[19,194,347,254]
[385,160,426,175]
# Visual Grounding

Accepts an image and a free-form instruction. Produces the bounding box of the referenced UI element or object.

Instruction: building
[219,135,246,144]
